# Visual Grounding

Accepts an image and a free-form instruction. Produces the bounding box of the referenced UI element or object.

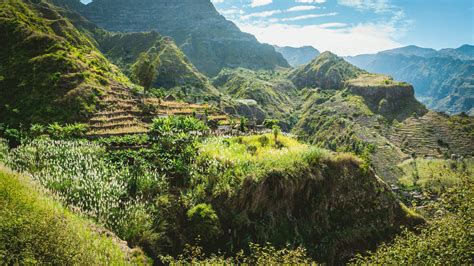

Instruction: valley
[0,0,472,264]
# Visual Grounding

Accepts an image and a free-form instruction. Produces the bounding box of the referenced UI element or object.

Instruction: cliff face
[213,153,423,264]
[65,0,289,76]
[345,74,426,117]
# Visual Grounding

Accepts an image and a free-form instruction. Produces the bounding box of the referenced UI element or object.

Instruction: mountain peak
[289,51,365,89]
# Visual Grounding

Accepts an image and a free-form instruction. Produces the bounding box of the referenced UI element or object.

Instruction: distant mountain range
[346,45,474,115]
[274,45,320,67]
[56,0,289,76]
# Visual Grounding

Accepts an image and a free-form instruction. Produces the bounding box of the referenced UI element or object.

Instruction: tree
[272,125,281,143]
[131,52,159,95]
[263,119,279,129]
[239,117,247,133]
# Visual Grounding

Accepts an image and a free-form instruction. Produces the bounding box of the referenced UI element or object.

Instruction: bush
[161,243,315,264]
[186,203,221,243]
[258,135,269,147]
[353,176,473,264]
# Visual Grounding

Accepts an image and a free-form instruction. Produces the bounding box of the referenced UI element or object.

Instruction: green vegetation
[132,52,159,94]
[289,51,365,89]
[0,166,149,265]
[398,158,474,194]
[0,0,130,125]
[354,176,473,264]
[96,31,218,97]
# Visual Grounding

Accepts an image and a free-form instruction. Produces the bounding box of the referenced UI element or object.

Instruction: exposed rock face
[64,0,289,76]
[346,74,427,119]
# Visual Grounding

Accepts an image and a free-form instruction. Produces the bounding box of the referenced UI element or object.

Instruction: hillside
[213,68,297,125]
[0,166,149,264]
[58,0,290,76]
[294,88,473,182]
[346,45,474,115]
[289,51,366,89]
[198,135,423,264]
[0,0,130,125]
[274,45,320,67]
[96,31,218,96]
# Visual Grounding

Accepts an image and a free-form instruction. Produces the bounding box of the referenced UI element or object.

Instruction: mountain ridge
[57,0,290,76]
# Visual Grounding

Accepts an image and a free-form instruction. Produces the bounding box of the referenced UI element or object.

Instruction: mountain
[289,51,366,89]
[96,31,218,95]
[58,0,290,76]
[346,45,474,115]
[291,52,473,182]
[274,45,320,67]
[0,0,131,125]
[213,68,297,126]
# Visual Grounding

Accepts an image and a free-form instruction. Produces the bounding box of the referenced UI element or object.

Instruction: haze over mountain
[59,0,289,76]
[274,45,320,67]
[346,45,474,115]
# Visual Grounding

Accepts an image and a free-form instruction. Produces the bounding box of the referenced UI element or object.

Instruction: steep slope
[291,55,473,181]
[346,45,474,115]
[199,135,424,264]
[96,31,218,95]
[289,51,366,89]
[274,45,320,67]
[59,0,289,76]
[213,68,297,125]
[0,166,149,264]
[294,88,473,182]
[0,0,130,125]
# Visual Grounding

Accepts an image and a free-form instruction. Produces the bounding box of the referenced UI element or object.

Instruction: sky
[211,0,474,56]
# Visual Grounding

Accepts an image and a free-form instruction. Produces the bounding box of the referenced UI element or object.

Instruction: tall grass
[5,139,166,236]
[0,166,150,265]
[194,134,328,197]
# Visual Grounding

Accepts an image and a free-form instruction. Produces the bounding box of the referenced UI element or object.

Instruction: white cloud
[287,5,319,12]
[211,0,224,4]
[338,0,392,13]
[250,0,272,8]
[279,12,338,21]
[237,21,403,56]
[296,0,326,3]
[242,10,282,20]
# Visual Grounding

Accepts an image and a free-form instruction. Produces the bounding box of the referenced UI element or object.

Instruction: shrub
[258,135,269,147]
[353,176,473,264]
[186,203,221,243]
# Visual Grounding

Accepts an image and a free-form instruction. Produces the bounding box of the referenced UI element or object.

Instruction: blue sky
[211,0,474,55]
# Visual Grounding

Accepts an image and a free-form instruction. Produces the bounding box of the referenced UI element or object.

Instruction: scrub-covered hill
[0,0,131,125]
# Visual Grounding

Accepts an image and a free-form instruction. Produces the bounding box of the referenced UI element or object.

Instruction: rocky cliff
[61,0,289,76]
[346,74,426,118]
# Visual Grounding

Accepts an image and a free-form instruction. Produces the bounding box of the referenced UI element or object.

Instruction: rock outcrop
[60,0,289,76]
[345,74,426,117]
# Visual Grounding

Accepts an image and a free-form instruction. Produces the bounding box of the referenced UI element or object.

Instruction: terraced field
[389,112,474,158]
[87,85,230,138]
